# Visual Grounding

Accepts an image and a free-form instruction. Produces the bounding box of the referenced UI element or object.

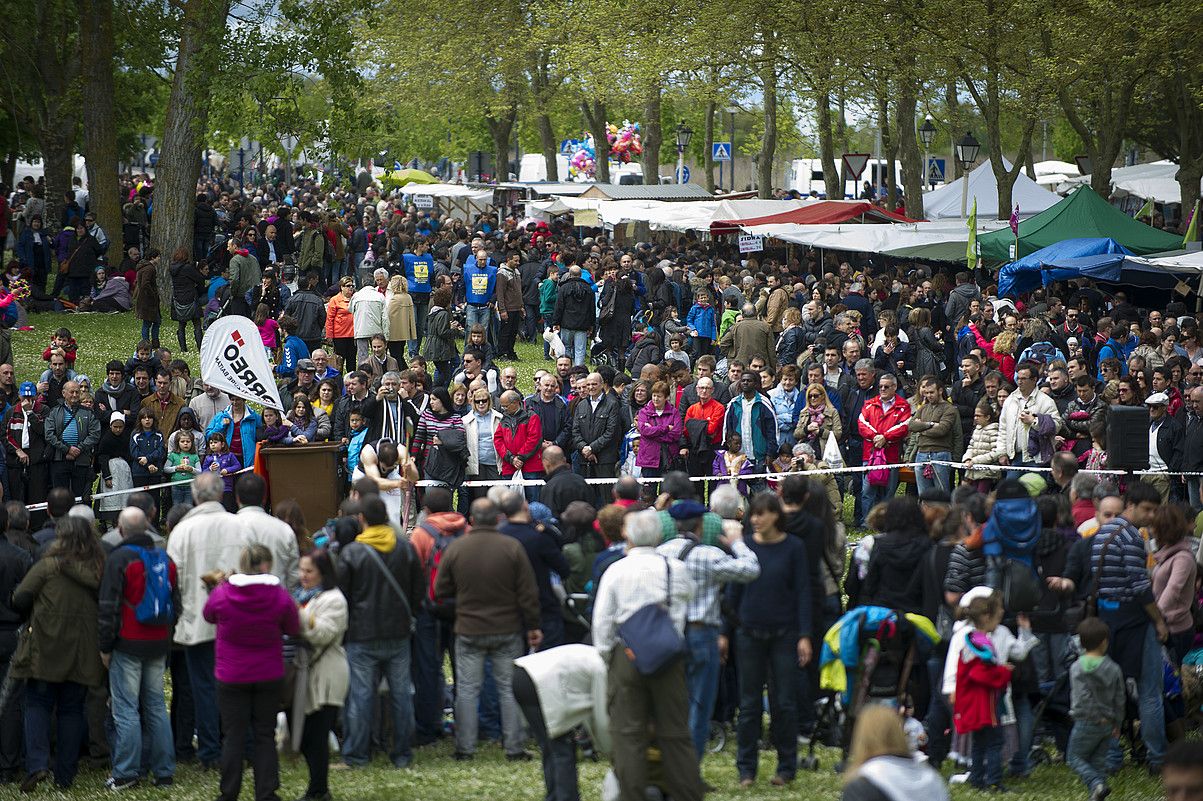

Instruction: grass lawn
[10,311,1167,800]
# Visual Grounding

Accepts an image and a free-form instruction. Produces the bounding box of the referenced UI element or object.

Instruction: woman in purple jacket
[203,544,300,801]
[635,380,683,481]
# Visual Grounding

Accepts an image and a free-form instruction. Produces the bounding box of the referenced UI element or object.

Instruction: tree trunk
[486,108,516,183]
[581,100,610,184]
[758,66,777,199]
[897,84,923,220]
[1,152,15,190]
[37,126,76,239]
[1024,144,1037,181]
[536,112,557,181]
[703,100,716,192]
[80,0,122,247]
[816,91,842,200]
[836,83,848,195]
[945,78,964,179]
[1179,161,1202,235]
[641,81,662,184]
[877,90,897,209]
[150,0,232,269]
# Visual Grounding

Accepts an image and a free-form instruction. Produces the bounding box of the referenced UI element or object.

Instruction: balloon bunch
[568,134,598,179]
[607,120,643,163]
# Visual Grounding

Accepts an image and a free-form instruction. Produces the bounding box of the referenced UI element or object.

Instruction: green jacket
[228,251,261,297]
[421,306,459,362]
[299,228,325,272]
[719,308,740,339]
[539,277,558,318]
[10,557,105,687]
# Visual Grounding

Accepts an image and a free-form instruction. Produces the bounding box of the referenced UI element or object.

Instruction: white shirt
[740,400,754,457]
[1149,419,1168,471]
[590,396,602,413]
[591,546,694,658]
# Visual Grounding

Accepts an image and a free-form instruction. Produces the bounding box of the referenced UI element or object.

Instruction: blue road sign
[926,158,946,185]
[712,142,732,161]
[676,165,691,183]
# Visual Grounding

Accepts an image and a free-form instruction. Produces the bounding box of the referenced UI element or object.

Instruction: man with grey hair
[98,504,179,790]
[844,358,880,527]
[349,269,389,364]
[657,497,759,758]
[842,280,876,340]
[165,471,250,770]
[719,303,777,372]
[593,509,702,801]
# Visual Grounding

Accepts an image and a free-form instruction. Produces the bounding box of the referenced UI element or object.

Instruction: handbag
[171,299,198,321]
[617,557,686,676]
[866,447,889,487]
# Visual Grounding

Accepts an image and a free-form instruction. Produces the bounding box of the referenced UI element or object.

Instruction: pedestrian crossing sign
[712,142,732,162]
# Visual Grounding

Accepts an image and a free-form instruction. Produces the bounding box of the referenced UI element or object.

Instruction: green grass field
[9,311,1168,800]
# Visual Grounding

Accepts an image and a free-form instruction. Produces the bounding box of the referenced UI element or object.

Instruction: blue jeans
[343,638,414,766]
[411,294,430,357]
[969,724,1003,788]
[560,329,588,367]
[1010,688,1034,777]
[735,628,798,780]
[1101,619,1166,769]
[914,451,951,496]
[684,624,721,758]
[185,641,220,764]
[1186,476,1202,514]
[454,633,524,756]
[109,650,174,781]
[140,320,161,344]
[924,654,953,767]
[1067,719,1112,791]
[466,304,492,339]
[860,468,899,518]
[24,680,88,786]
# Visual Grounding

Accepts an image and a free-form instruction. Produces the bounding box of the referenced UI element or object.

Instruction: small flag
[1184,200,1199,247]
[1009,204,1020,236]
[1134,197,1154,221]
[966,199,978,266]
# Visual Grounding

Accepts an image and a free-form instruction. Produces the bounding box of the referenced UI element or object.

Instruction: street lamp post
[675,121,693,184]
[919,116,936,190]
[726,106,738,191]
[956,131,980,219]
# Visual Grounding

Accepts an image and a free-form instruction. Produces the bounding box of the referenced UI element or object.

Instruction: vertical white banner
[199,316,286,410]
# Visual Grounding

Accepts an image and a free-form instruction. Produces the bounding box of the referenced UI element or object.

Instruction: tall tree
[150,0,232,263]
[80,0,121,242]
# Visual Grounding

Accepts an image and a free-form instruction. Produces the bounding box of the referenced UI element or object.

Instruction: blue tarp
[997,238,1133,297]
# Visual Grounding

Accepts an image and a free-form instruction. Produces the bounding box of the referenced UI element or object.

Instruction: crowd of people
[0,171,1200,801]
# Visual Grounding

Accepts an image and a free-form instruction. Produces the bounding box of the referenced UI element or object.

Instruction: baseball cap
[1145,391,1169,406]
[296,358,316,372]
[18,381,35,397]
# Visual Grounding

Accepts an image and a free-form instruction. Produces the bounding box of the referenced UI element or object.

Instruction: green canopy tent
[979,186,1182,261]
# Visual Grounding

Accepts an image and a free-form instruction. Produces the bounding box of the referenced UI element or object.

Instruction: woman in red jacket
[953,592,1014,793]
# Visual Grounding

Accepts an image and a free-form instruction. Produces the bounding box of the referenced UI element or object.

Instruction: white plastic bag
[823,431,844,469]
[509,469,525,494]
[543,327,566,358]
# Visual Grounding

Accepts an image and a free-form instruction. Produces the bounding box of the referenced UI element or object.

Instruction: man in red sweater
[857,372,912,515]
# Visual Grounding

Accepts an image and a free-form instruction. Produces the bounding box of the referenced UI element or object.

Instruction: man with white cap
[1145,391,1183,502]
[349,270,389,365]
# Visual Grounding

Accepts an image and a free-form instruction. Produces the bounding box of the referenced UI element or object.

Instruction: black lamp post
[675,121,693,184]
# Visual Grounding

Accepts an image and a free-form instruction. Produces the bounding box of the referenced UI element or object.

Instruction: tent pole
[1196,272,1203,314]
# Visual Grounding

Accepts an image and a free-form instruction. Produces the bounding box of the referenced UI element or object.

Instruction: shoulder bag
[362,544,416,633]
[617,556,687,676]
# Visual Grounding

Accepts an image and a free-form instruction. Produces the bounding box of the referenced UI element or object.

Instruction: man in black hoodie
[193,194,217,261]
[283,273,328,353]
[550,266,595,368]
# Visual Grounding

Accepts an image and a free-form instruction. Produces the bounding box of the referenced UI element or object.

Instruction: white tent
[739,219,1010,261]
[399,182,493,202]
[922,161,1061,220]
[644,198,810,232]
[1054,160,1201,205]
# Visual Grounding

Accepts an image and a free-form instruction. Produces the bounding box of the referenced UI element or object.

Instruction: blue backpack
[125,544,173,626]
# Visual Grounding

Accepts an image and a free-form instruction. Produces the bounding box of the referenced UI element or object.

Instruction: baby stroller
[806,606,940,771]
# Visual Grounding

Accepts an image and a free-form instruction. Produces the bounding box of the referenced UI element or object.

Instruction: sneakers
[1089,784,1111,801]
[505,751,533,762]
[105,776,140,791]
[153,776,174,788]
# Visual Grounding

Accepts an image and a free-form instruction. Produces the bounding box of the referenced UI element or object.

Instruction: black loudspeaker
[1106,404,1150,471]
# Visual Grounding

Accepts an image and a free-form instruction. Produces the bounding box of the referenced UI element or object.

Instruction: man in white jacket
[349,269,389,366]
[997,363,1061,476]
[233,472,300,591]
[514,644,610,801]
[165,472,250,770]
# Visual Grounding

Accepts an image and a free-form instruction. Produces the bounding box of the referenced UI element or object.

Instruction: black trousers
[0,630,23,776]
[169,649,196,761]
[49,460,93,502]
[300,705,339,797]
[216,679,281,801]
[498,313,522,358]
